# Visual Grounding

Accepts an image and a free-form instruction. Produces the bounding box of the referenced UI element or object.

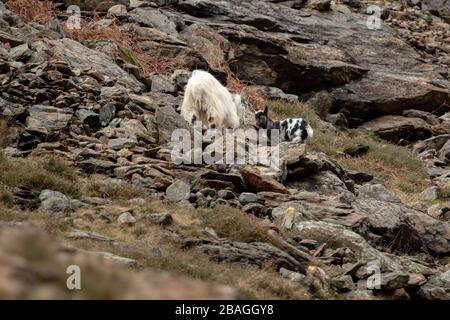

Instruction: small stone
[170,69,191,90]
[117,148,133,158]
[67,229,114,242]
[242,203,270,217]
[407,273,427,287]
[416,284,449,300]
[108,4,127,17]
[298,239,319,249]
[308,0,332,11]
[204,227,219,239]
[439,139,450,164]
[227,199,241,208]
[99,103,116,126]
[239,192,257,205]
[281,207,297,229]
[327,113,348,127]
[151,75,177,93]
[279,142,307,165]
[343,290,374,300]
[78,159,117,174]
[343,0,361,8]
[331,275,355,292]
[27,105,73,132]
[144,213,173,226]
[117,157,131,166]
[108,137,138,150]
[420,186,439,201]
[344,144,369,157]
[70,199,88,210]
[166,180,191,202]
[280,267,308,283]
[120,119,148,137]
[100,85,129,102]
[88,251,137,268]
[39,190,73,215]
[355,262,379,280]
[379,272,410,291]
[200,188,217,198]
[271,207,287,219]
[118,212,137,226]
[389,288,410,300]
[9,43,30,61]
[239,166,288,194]
[346,170,373,184]
[218,189,235,200]
[211,198,228,207]
[76,109,101,129]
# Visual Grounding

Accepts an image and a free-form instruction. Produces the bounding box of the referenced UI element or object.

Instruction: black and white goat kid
[255,106,313,144]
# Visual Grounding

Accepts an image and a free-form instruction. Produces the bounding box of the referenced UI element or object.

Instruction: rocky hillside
[0,0,449,299]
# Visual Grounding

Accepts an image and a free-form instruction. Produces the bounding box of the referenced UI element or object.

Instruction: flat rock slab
[32,38,143,90]
[240,165,288,194]
[26,105,73,132]
[361,115,432,143]
[166,179,191,202]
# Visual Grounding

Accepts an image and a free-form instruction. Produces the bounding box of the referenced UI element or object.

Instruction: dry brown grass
[0,215,247,299]
[311,130,430,202]
[54,211,310,299]
[5,0,54,24]
[63,16,184,75]
[70,236,310,299]
[0,197,312,299]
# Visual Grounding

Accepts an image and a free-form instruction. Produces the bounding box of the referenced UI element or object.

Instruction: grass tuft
[0,153,81,198]
[196,205,271,243]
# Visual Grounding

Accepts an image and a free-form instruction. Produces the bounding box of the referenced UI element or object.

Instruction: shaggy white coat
[181,70,243,129]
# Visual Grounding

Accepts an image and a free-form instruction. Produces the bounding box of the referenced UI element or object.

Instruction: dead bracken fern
[62,16,185,75]
[5,0,54,24]
[227,73,265,111]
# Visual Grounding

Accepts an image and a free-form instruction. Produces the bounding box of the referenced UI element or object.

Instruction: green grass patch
[118,46,143,68]
[0,153,81,198]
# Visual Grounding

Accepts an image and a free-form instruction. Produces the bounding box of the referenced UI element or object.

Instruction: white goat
[181,70,244,129]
